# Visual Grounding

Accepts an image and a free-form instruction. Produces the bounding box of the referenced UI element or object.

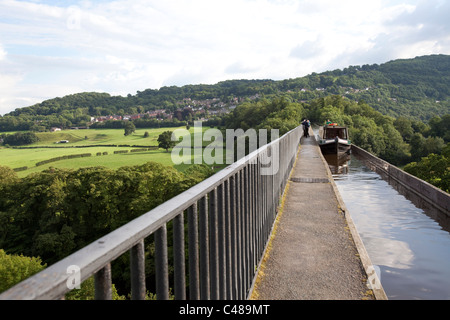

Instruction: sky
[0,0,449,115]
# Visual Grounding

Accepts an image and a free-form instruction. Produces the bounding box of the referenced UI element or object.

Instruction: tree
[124,121,136,136]
[0,162,219,296]
[394,116,414,142]
[0,249,46,293]
[410,133,426,161]
[404,153,449,192]
[2,132,39,146]
[428,114,450,142]
[157,131,176,152]
[0,166,18,185]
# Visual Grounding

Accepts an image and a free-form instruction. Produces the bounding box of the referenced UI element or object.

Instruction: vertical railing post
[130,240,146,300]
[255,159,261,262]
[239,168,247,298]
[250,162,256,273]
[250,163,256,286]
[199,196,210,300]
[209,188,219,300]
[155,224,169,300]
[262,151,268,250]
[224,179,233,299]
[94,263,112,300]
[174,212,186,300]
[188,202,200,300]
[236,170,243,299]
[270,145,275,224]
[244,165,251,292]
[230,175,238,300]
[259,157,264,257]
[217,183,227,300]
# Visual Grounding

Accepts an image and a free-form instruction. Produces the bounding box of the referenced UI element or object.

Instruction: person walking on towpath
[302,119,311,138]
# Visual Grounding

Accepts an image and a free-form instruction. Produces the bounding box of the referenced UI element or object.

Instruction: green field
[0,127,226,177]
[32,127,172,146]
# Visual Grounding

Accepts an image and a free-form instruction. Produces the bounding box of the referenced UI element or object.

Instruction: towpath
[251,134,380,300]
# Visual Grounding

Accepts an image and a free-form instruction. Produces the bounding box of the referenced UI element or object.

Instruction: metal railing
[0,126,302,300]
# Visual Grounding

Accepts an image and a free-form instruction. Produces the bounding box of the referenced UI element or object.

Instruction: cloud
[290,39,324,60]
[328,0,450,68]
[0,44,6,61]
[225,61,261,76]
[386,0,450,43]
[0,0,450,115]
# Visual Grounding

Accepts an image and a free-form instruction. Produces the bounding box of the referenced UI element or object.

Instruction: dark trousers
[303,126,309,137]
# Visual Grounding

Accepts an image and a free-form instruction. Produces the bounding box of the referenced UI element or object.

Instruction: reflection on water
[330,156,450,300]
[323,153,350,174]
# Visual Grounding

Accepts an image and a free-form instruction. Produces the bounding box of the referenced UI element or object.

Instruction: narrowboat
[318,124,351,155]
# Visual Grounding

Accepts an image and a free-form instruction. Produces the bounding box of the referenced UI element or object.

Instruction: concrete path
[251,135,375,300]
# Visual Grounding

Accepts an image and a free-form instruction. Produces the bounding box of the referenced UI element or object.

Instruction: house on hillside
[95,115,122,122]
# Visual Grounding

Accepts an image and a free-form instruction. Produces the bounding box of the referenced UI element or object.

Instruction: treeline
[0,81,275,131]
[222,94,449,191]
[306,97,449,166]
[404,145,450,193]
[223,96,304,136]
[223,95,410,164]
[35,153,92,167]
[0,132,39,146]
[1,55,449,132]
[399,114,450,192]
[0,162,214,296]
[89,117,188,129]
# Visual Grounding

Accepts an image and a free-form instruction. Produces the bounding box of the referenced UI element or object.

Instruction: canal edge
[320,151,389,300]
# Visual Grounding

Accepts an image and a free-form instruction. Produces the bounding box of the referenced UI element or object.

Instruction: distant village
[48,88,376,132]
[47,87,385,132]
[50,97,241,132]
[47,87,387,132]
[95,97,241,123]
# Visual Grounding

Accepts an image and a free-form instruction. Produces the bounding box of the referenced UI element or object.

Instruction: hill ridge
[2,54,449,131]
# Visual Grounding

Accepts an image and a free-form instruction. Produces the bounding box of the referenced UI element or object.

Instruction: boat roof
[324,125,347,129]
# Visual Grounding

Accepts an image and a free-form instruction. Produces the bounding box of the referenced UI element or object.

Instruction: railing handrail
[1,125,302,300]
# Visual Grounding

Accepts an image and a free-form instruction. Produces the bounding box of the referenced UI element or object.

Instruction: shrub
[0,249,46,293]
[2,132,39,146]
[65,276,125,300]
[35,153,92,166]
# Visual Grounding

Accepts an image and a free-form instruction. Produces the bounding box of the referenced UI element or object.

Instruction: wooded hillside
[1,55,449,131]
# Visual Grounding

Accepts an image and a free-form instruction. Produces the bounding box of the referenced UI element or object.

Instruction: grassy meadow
[0,126,226,177]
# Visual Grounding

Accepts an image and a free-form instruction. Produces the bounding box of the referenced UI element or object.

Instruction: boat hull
[318,137,351,155]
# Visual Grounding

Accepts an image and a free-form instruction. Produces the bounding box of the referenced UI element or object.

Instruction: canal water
[328,155,450,300]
